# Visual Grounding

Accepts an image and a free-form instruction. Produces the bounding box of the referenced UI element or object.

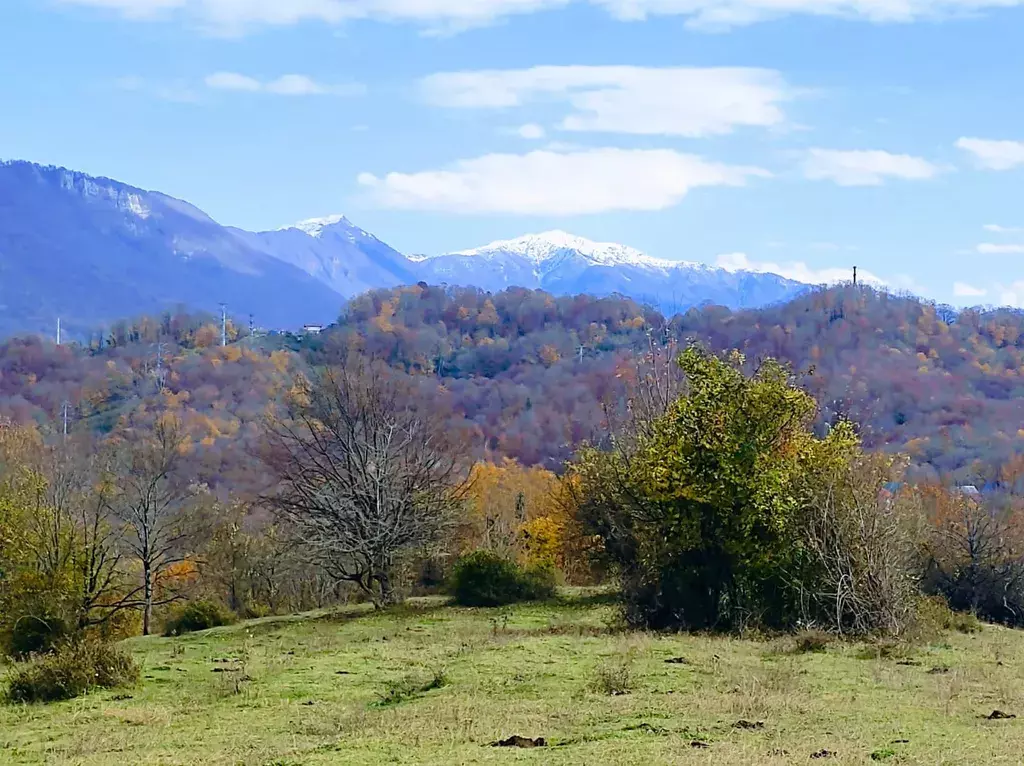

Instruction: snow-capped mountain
[0,159,811,338]
[415,231,807,312]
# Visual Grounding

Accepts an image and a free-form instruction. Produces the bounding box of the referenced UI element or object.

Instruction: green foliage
[162,600,236,637]
[577,346,858,631]
[5,640,139,704]
[449,551,556,607]
[913,596,983,641]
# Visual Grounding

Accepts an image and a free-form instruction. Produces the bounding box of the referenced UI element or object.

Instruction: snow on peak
[287,214,352,238]
[449,230,698,270]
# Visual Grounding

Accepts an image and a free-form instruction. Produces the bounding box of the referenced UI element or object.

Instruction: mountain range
[0,160,809,338]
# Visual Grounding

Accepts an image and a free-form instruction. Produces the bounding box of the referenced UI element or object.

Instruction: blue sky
[2,0,1024,304]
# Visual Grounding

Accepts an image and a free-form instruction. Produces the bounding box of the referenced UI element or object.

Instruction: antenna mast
[219,303,228,347]
[853,266,858,286]
[56,318,62,346]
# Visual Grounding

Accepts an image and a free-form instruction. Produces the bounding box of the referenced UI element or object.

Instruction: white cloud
[205,72,261,91]
[984,223,1024,233]
[420,66,791,137]
[953,282,987,298]
[57,0,1024,32]
[977,243,1024,254]
[715,252,882,286]
[999,282,1024,307]
[801,148,942,186]
[58,0,567,32]
[517,123,546,140]
[204,72,363,96]
[357,148,769,215]
[956,137,1024,170]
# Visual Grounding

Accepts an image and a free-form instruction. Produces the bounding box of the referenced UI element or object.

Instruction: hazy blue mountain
[414,231,808,313]
[0,161,344,337]
[0,160,812,340]
[232,214,417,299]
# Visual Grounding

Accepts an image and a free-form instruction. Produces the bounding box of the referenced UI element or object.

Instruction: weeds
[376,668,448,706]
[591,654,635,696]
[792,629,832,654]
[5,641,139,704]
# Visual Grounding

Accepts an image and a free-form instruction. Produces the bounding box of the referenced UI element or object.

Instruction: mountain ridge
[0,159,811,337]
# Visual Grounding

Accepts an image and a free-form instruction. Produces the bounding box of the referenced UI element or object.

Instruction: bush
[792,629,832,654]
[449,551,556,607]
[162,600,236,636]
[912,596,982,641]
[5,611,73,659]
[5,641,139,704]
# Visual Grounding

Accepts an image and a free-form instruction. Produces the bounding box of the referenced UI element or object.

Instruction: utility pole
[853,266,858,286]
[56,318,61,346]
[248,314,255,338]
[61,400,70,439]
[155,342,166,387]
[219,303,228,347]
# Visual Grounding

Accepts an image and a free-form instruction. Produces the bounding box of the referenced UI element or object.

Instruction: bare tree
[797,453,924,636]
[42,438,139,630]
[105,414,199,634]
[263,362,467,607]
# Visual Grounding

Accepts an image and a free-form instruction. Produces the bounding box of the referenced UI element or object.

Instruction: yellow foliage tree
[461,459,588,580]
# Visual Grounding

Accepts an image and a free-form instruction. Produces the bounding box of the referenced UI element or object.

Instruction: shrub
[5,641,139,704]
[797,453,925,637]
[449,551,556,607]
[591,656,634,695]
[912,596,982,641]
[792,629,832,654]
[5,611,73,659]
[162,600,236,636]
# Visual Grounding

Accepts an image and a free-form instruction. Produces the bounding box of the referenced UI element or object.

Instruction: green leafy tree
[574,346,859,631]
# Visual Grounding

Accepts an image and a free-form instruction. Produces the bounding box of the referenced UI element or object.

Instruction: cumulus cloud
[801,148,943,186]
[984,223,1024,233]
[953,282,987,298]
[57,0,1024,32]
[956,137,1024,170]
[517,123,546,140]
[976,243,1024,254]
[715,252,882,285]
[357,148,769,215]
[420,66,791,137]
[204,72,363,96]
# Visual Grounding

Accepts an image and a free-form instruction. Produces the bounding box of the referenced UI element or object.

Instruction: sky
[2,0,1024,305]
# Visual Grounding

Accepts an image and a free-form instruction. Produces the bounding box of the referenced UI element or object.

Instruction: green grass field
[2,592,1023,765]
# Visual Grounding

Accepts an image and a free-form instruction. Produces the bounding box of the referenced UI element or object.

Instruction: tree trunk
[376,570,400,608]
[143,561,153,636]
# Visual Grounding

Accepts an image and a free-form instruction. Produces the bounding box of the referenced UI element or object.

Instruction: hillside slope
[0,285,1015,483]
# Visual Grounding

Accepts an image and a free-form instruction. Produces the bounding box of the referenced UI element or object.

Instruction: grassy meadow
[2,591,1023,765]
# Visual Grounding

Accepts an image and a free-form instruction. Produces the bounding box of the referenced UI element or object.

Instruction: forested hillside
[0,283,1021,484]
